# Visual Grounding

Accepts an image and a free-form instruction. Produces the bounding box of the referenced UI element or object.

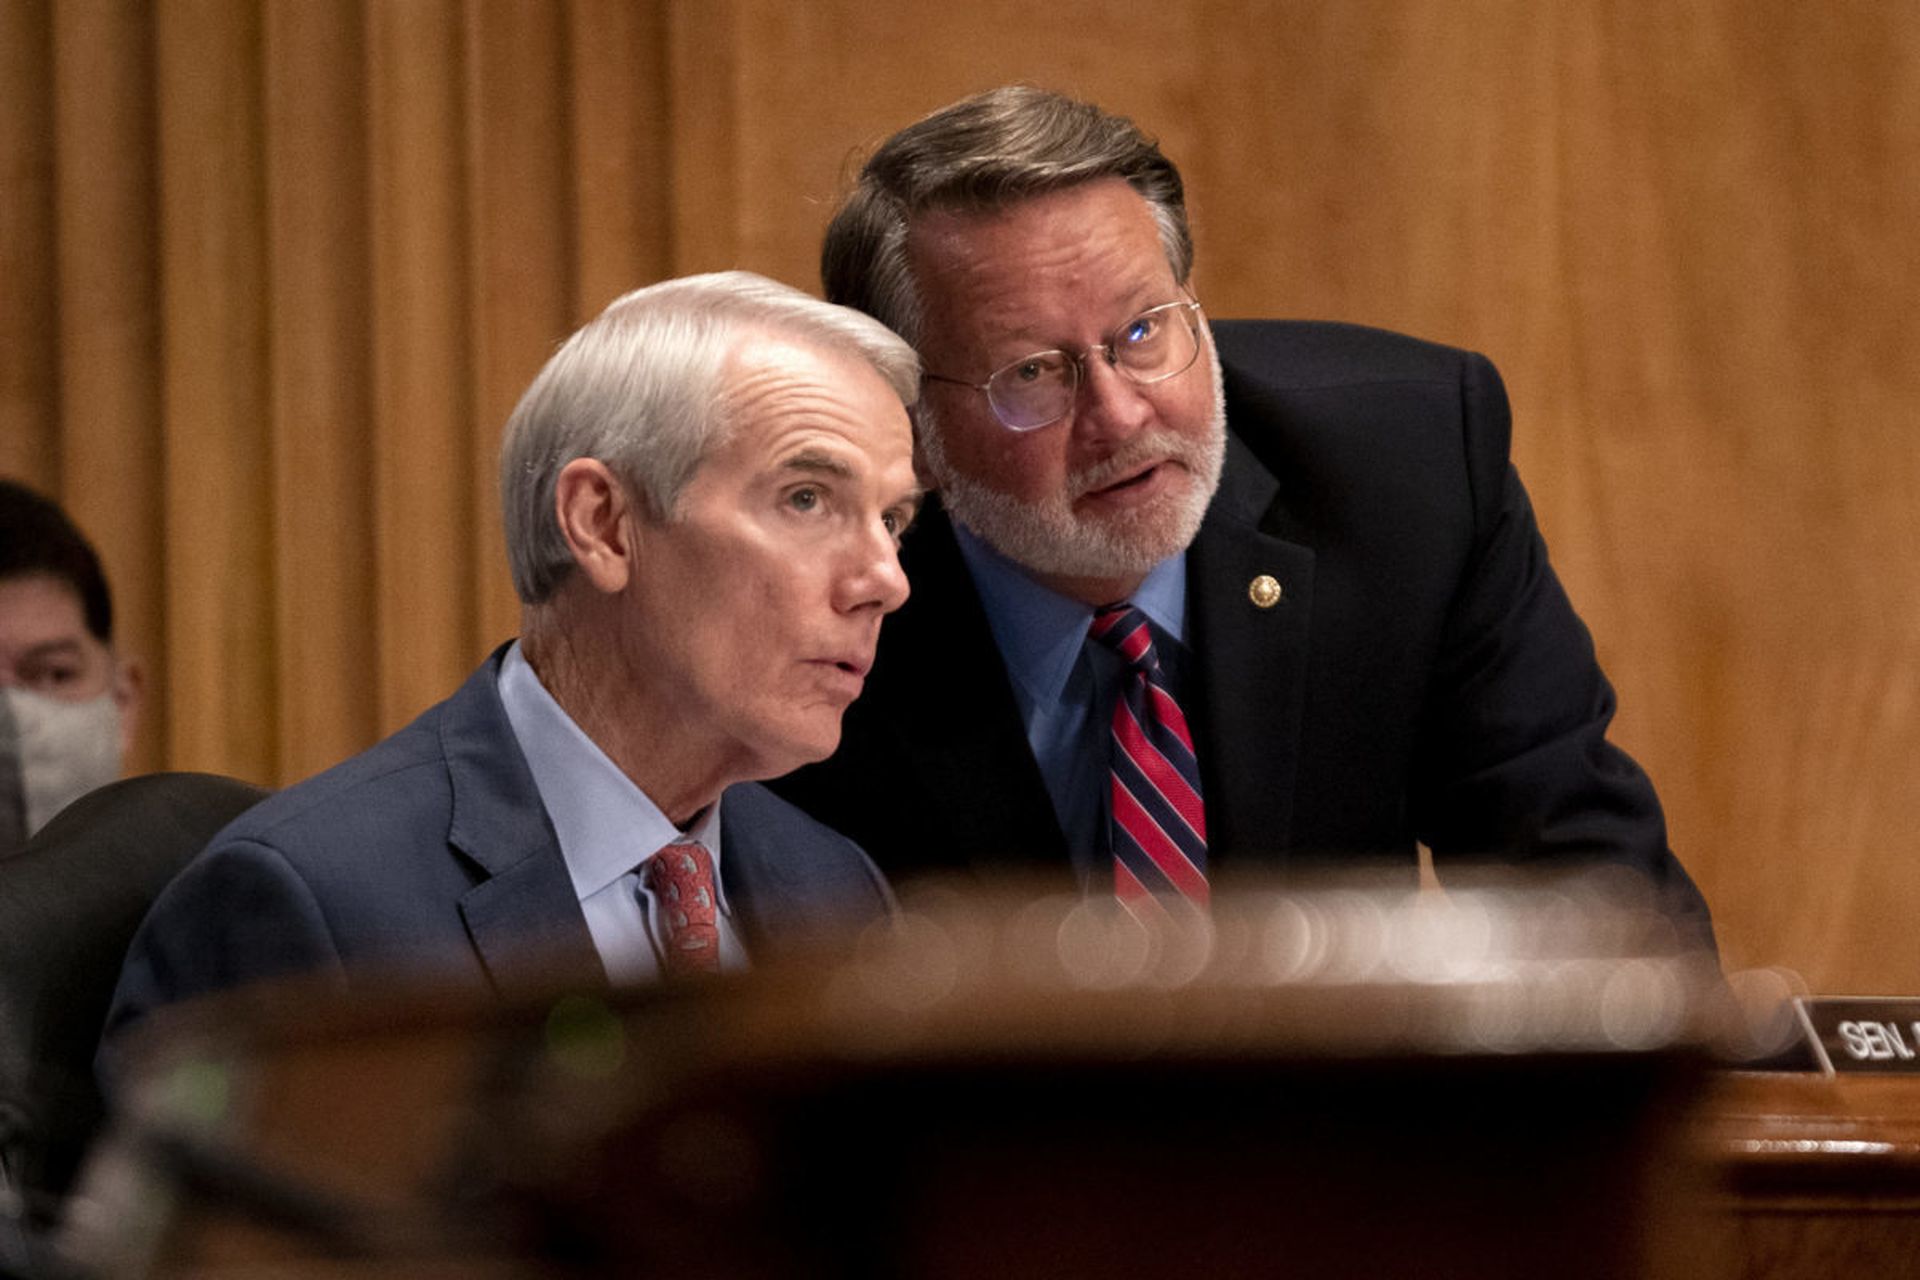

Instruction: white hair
[499,270,919,603]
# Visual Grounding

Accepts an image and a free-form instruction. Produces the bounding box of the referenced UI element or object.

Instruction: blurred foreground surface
[40,872,1918,1278]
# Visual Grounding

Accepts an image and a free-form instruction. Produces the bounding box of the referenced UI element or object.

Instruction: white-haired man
[108,271,921,1030]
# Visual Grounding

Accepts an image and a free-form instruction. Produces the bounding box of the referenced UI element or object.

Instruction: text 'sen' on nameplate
[1795,997,1920,1075]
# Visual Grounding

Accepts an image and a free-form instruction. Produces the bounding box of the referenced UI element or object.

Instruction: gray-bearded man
[773,86,1712,943]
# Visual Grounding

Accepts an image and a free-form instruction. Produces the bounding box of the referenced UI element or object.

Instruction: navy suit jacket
[106,648,894,1039]
[772,320,1711,934]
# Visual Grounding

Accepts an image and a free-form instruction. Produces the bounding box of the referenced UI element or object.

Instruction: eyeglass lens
[987,302,1198,430]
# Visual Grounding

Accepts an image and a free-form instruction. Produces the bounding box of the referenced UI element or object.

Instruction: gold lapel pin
[1248,574,1283,609]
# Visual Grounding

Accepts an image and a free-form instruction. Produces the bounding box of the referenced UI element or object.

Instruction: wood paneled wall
[4,1,1915,993]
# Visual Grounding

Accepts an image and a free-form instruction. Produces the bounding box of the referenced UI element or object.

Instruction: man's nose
[1070,354,1154,444]
[836,521,911,615]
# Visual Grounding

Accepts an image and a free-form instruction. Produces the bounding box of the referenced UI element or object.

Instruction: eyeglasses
[922,298,1204,432]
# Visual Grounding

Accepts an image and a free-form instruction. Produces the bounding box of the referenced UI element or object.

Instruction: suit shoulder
[211,704,453,858]
[1211,318,1486,390]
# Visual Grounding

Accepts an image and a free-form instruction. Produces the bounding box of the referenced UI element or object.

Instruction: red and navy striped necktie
[1089,603,1209,912]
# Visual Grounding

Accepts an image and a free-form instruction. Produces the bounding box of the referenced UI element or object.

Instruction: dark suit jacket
[772,320,1710,932]
[106,648,895,1040]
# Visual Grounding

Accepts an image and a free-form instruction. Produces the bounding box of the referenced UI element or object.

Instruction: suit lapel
[717,789,818,953]
[439,653,606,993]
[1188,431,1316,872]
[720,788,816,952]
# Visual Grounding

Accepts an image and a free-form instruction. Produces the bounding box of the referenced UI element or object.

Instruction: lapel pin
[1248,574,1283,609]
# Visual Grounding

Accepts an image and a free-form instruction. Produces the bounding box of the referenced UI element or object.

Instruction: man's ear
[111,654,143,759]
[553,458,639,596]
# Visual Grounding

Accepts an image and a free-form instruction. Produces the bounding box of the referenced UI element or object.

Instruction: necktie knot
[641,841,721,975]
[1090,603,1160,676]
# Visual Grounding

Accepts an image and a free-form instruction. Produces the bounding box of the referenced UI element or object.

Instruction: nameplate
[1797,997,1920,1075]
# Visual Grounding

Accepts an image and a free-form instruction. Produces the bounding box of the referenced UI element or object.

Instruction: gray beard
[918,346,1228,585]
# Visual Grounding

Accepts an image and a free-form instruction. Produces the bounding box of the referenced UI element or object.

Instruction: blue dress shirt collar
[952,520,1188,713]
[496,642,745,982]
[497,642,726,901]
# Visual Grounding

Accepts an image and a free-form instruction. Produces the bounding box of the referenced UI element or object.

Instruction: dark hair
[821,85,1193,345]
[0,479,114,642]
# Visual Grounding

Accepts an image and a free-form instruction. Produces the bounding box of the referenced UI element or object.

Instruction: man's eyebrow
[21,637,86,661]
[777,449,854,479]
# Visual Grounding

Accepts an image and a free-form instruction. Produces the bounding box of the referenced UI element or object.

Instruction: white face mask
[0,684,123,845]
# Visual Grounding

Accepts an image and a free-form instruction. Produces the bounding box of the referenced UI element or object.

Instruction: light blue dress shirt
[952,524,1189,881]
[496,642,748,983]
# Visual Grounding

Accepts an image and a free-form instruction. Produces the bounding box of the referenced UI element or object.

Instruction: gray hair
[821,85,1194,344]
[499,270,919,604]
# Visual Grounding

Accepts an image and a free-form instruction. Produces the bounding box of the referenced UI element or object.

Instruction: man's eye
[1012,361,1047,384]
[26,665,82,693]
[787,486,822,512]
[1122,316,1159,346]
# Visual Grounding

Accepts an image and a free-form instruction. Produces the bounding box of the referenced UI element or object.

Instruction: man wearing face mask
[0,480,143,855]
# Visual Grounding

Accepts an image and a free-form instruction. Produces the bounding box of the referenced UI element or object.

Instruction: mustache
[1068,430,1195,494]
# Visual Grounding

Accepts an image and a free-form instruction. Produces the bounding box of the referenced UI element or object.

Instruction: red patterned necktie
[641,841,721,975]
[1089,603,1209,913]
